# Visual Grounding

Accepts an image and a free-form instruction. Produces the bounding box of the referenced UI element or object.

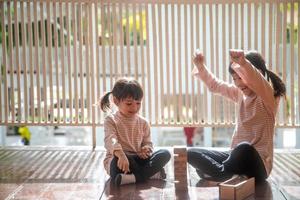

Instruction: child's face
[116,97,142,117]
[232,73,255,97]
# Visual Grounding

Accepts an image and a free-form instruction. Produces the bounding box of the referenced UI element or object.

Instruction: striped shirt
[193,61,280,176]
[103,111,153,175]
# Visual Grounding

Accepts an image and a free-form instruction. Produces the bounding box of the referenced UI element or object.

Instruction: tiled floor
[0,146,299,200]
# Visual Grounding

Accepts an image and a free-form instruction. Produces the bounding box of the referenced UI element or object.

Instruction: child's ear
[113,97,119,106]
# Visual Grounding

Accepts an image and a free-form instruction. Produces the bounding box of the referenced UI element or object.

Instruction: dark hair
[100,78,144,112]
[229,51,286,97]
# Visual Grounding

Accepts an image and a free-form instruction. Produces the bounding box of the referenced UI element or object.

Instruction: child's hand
[115,150,130,173]
[193,49,205,70]
[138,146,153,159]
[229,49,247,66]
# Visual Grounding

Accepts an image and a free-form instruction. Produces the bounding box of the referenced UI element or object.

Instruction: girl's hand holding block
[193,49,205,70]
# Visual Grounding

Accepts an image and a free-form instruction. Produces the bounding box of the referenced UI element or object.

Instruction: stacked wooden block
[173,146,187,191]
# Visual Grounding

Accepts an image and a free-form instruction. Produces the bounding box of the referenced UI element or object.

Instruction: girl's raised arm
[193,50,240,103]
[229,49,276,114]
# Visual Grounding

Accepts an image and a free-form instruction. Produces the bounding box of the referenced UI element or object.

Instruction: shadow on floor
[102,179,169,200]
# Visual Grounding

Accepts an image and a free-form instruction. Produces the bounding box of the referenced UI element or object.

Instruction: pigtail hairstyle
[265,70,286,97]
[100,91,112,112]
[245,51,286,97]
[229,50,286,97]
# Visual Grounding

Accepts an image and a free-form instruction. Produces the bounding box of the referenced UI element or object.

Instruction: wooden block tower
[174,146,187,191]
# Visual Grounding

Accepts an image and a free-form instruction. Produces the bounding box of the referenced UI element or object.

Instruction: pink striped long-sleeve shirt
[193,61,280,176]
[103,111,153,175]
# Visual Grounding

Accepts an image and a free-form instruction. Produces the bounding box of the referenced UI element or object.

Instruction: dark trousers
[187,142,267,182]
[110,149,171,182]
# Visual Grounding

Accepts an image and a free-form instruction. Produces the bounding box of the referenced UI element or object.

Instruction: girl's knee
[165,150,171,161]
[235,142,255,153]
[157,149,171,163]
[187,148,200,163]
[229,143,255,161]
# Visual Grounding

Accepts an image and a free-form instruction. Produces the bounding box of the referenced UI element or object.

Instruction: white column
[96,127,104,146]
[204,127,212,147]
[0,126,6,145]
[295,128,300,148]
[275,128,284,148]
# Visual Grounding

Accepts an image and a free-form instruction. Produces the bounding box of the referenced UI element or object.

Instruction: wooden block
[174,178,187,187]
[174,157,187,162]
[219,176,255,200]
[174,168,187,174]
[174,147,187,164]
[174,146,187,155]
[175,181,188,194]
[174,167,186,172]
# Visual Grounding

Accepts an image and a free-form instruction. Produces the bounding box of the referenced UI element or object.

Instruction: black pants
[110,149,171,182]
[187,142,267,182]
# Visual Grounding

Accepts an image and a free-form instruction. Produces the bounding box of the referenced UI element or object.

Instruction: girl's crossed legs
[110,149,171,183]
[187,142,267,183]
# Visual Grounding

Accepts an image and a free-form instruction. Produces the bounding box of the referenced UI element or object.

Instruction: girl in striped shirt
[188,49,286,183]
[101,78,171,186]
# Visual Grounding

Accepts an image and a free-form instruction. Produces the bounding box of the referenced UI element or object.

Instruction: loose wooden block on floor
[219,176,255,200]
